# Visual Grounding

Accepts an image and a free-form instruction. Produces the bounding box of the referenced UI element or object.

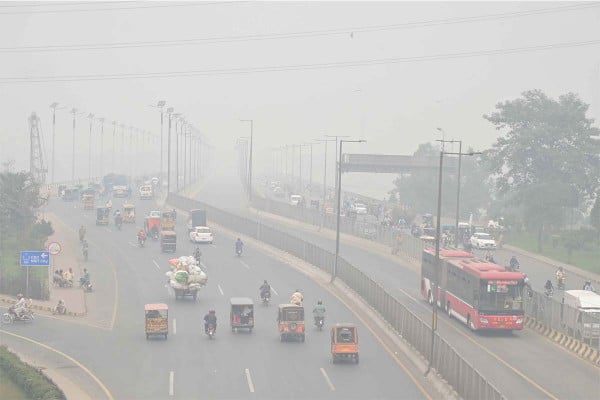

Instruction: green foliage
[389,142,491,220]
[0,346,66,400]
[590,197,600,239]
[484,90,600,248]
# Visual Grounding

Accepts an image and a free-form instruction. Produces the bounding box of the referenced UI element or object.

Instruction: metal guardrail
[168,193,504,400]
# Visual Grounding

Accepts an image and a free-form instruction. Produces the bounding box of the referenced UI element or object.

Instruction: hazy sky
[1,1,599,197]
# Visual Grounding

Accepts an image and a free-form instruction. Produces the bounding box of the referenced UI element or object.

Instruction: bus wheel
[446,303,452,319]
[428,291,433,305]
[467,315,476,331]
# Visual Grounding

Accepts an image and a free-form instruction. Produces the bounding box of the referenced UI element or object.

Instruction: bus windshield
[479,280,524,314]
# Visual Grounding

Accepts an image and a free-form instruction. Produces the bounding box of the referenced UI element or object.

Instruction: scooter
[52,300,67,315]
[236,248,243,257]
[544,287,554,298]
[138,236,146,248]
[81,280,93,293]
[2,307,34,324]
[314,316,325,331]
[206,323,216,340]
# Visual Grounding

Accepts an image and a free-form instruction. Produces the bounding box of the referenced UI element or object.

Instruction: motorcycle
[82,247,88,261]
[314,316,325,331]
[261,291,271,306]
[544,287,554,298]
[115,217,123,230]
[206,323,216,339]
[556,276,565,290]
[2,307,34,324]
[138,236,146,248]
[236,247,243,257]
[81,280,93,293]
[152,230,159,241]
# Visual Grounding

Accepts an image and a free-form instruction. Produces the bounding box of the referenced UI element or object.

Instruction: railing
[168,193,505,400]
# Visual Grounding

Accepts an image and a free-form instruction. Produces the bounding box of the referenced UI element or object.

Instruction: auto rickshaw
[123,204,136,223]
[277,304,305,342]
[230,297,254,333]
[62,188,78,201]
[331,323,359,363]
[96,206,110,225]
[82,194,95,210]
[160,230,177,252]
[144,303,168,340]
[145,216,161,239]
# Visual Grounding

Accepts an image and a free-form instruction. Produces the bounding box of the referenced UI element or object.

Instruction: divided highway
[193,165,600,400]
[2,184,429,399]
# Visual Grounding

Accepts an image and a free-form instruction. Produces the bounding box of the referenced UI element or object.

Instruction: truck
[187,209,207,233]
[562,290,600,342]
[166,256,208,301]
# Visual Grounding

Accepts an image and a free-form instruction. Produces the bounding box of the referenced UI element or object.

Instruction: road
[1,187,429,399]
[194,163,600,400]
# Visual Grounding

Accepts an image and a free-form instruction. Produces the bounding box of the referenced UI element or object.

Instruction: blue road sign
[20,251,50,267]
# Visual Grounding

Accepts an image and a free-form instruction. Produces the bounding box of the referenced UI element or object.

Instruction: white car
[139,185,153,199]
[149,210,161,218]
[290,194,303,206]
[470,232,497,250]
[353,203,368,214]
[189,226,213,244]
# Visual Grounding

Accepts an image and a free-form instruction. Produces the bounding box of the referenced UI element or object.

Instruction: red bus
[421,248,526,331]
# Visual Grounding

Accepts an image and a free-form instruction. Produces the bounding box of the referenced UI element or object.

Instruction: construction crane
[29,112,47,184]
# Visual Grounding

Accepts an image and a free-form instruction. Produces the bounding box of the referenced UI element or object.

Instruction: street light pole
[98,117,105,178]
[111,121,117,172]
[87,113,95,181]
[157,100,166,184]
[50,102,59,183]
[455,140,463,247]
[240,119,253,201]
[70,108,78,181]
[325,135,349,214]
[167,107,174,193]
[332,139,366,283]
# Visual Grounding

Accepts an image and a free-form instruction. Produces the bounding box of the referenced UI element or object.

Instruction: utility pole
[325,135,349,213]
[49,102,60,183]
[167,107,174,192]
[98,117,105,178]
[111,121,117,173]
[87,113,95,181]
[240,119,253,201]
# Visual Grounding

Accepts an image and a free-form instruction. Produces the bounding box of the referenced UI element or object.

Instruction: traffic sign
[20,251,51,267]
[48,242,62,255]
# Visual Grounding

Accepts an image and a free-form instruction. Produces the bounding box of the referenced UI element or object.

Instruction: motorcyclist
[78,225,86,242]
[509,256,520,270]
[204,309,217,334]
[312,300,326,325]
[80,268,90,287]
[235,238,244,254]
[544,279,554,296]
[82,239,89,259]
[583,280,596,292]
[113,209,121,217]
[290,289,303,306]
[259,280,271,300]
[137,229,147,244]
[194,247,202,264]
[12,293,27,318]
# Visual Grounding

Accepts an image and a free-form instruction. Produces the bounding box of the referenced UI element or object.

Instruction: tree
[590,196,600,242]
[484,89,600,251]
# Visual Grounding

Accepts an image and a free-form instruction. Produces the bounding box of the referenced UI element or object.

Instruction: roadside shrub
[0,346,66,400]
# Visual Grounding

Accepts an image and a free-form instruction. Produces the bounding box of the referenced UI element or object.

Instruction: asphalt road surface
[1,188,428,400]
[193,164,600,400]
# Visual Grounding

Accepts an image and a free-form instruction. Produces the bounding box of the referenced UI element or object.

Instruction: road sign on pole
[20,251,51,267]
[48,242,62,255]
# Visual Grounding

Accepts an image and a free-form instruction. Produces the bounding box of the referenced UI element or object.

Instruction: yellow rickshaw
[145,303,168,339]
[230,297,254,333]
[331,323,359,364]
[82,194,95,210]
[161,211,176,231]
[96,206,110,225]
[123,204,136,223]
[277,304,305,342]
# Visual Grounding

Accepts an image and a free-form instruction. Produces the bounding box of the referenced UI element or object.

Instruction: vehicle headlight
[516,318,523,324]
[479,318,489,324]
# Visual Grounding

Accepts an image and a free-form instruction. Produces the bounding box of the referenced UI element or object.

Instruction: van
[562,290,600,341]
[290,195,303,206]
[139,185,153,200]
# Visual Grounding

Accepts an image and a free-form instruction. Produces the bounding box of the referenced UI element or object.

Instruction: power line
[0,2,597,52]
[0,1,242,15]
[0,1,138,8]
[2,38,599,84]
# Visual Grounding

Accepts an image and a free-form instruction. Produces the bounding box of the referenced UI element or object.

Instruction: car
[139,185,153,200]
[149,210,161,218]
[290,194,303,206]
[470,232,497,250]
[352,203,368,215]
[189,226,213,244]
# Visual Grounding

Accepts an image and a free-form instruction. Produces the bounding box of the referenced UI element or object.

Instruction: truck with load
[562,290,600,343]
[165,256,208,300]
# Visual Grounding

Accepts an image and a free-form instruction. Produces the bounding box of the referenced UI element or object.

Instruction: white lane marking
[320,367,335,391]
[245,368,255,393]
[173,319,177,335]
[217,284,224,296]
[239,260,250,270]
[128,242,137,248]
[398,288,418,304]
[270,286,279,296]
[169,371,174,396]
[153,260,161,270]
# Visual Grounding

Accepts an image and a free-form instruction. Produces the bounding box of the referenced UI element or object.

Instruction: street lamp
[49,102,64,183]
[156,100,166,183]
[426,139,480,376]
[98,117,105,178]
[240,119,253,201]
[237,137,249,191]
[167,107,174,192]
[332,139,366,283]
[325,135,349,214]
[316,137,337,227]
[70,108,84,181]
[111,121,117,172]
[87,113,95,181]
